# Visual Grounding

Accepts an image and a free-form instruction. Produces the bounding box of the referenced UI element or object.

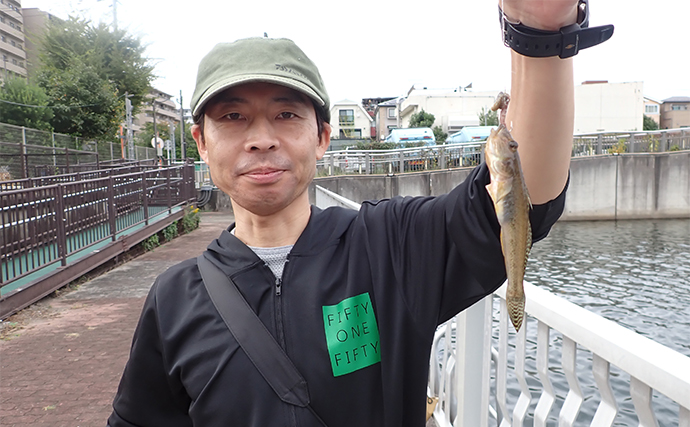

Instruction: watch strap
[499,0,614,58]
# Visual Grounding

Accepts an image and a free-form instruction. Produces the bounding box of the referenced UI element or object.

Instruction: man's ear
[316,122,332,159]
[191,124,209,164]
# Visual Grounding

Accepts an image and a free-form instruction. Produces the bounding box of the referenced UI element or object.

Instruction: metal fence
[429,283,690,427]
[0,122,158,181]
[572,128,690,157]
[0,162,196,318]
[318,143,484,176]
[318,129,690,177]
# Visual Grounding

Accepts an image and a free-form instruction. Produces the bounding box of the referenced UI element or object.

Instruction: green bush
[182,207,200,234]
[162,221,179,242]
[143,234,159,251]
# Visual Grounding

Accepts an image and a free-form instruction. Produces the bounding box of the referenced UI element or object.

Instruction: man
[108,2,610,425]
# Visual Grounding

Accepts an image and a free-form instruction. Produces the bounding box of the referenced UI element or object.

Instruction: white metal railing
[317,128,689,177]
[430,282,690,427]
[314,186,690,427]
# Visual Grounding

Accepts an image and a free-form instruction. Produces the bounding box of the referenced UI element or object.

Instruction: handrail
[431,282,690,426]
[0,163,196,318]
[317,128,689,176]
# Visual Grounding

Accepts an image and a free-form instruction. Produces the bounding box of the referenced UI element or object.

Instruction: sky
[20,0,690,109]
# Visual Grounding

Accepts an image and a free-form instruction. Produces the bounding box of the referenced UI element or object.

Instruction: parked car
[385,127,436,147]
[446,126,497,144]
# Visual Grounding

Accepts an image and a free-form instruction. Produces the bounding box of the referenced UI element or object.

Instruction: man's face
[192,82,331,217]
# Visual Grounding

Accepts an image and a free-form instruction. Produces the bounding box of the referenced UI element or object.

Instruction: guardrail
[317,128,689,177]
[429,282,690,427]
[314,185,690,427]
[318,143,484,176]
[0,162,196,319]
[572,128,689,157]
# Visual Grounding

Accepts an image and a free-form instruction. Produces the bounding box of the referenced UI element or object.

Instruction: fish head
[485,126,519,177]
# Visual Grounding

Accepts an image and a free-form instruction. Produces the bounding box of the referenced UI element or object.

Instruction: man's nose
[245,117,280,151]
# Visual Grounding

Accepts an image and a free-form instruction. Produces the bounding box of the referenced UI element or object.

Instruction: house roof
[377,98,400,107]
[333,99,359,105]
[662,96,690,103]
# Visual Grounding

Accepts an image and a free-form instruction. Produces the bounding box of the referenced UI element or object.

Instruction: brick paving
[0,212,233,427]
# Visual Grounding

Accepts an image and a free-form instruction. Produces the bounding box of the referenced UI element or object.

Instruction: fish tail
[507,295,525,331]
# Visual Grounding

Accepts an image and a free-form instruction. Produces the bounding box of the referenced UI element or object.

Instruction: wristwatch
[499,0,614,58]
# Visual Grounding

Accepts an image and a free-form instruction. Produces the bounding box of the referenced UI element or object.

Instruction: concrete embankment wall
[310,151,690,220]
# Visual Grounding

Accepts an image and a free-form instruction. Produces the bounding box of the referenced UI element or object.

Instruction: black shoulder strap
[196,254,310,407]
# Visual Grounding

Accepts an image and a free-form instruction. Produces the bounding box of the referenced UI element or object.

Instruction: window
[671,105,688,111]
[387,108,396,118]
[645,105,659,114]
[339,109,354,126]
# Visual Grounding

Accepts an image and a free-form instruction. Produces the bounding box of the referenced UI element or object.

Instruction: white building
[329,99,374,140]
[574,81,644,133]
[397,87,500,135]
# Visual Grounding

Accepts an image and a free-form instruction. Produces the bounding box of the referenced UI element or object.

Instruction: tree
[433,126,447,143]
[478,107,498,126]
[40,18,153,105]
[408,109,435,128]
[643,115,659,131]
[182,124,200,161]
[0,78,53,130]
[36,17,154,140]
[38,60,123,141]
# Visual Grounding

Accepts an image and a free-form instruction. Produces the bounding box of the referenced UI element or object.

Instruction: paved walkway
[0,212,234,427]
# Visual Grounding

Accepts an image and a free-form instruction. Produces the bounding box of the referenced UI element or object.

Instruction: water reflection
[526,219,690,356]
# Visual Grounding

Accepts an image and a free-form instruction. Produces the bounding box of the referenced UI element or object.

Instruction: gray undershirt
[231,227,292,280]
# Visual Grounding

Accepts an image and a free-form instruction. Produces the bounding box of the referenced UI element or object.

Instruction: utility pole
[97,0,118,30]
[170,122,176,163]
[125,93,134,159]
[152,98,158,139]
[113,0,117,31]
[179,90,186,160]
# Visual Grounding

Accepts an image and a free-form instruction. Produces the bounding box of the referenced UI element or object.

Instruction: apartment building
[0,0,26,82]
[133,89,181,136]
[660,97,690,129]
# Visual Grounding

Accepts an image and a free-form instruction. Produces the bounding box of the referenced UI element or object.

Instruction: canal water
[501,218,690,426]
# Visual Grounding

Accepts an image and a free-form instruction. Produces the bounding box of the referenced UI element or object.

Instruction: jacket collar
[204,205,358,275]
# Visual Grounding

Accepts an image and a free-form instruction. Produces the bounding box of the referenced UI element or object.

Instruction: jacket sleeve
[107,281,193,427]
[359,163,566,330]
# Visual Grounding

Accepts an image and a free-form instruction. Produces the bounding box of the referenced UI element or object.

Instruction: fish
[484,92,532,332]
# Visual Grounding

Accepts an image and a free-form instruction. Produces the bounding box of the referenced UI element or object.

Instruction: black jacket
[108,164,565,426]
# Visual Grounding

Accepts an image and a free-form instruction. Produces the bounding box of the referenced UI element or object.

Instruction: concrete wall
[564,151,690,220]
[310,151,690,220]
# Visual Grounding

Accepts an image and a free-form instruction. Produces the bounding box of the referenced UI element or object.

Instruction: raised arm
[501,0,579,204]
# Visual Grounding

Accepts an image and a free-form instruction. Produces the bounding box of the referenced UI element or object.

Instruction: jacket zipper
[273,259,298,426]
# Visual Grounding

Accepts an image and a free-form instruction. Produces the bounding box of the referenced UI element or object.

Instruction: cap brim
[192,74,326,118]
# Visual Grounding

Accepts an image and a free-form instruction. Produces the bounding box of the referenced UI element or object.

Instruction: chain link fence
[0,122,157,181]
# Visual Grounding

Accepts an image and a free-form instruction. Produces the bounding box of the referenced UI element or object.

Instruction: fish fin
[508,295,525,331]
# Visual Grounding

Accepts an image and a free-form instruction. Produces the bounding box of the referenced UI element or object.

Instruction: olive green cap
[191,37,330,122]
